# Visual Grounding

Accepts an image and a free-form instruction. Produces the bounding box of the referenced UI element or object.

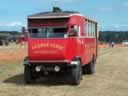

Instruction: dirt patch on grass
[98,43,126,48]
[0,47,27,64]
[0,46,128,96]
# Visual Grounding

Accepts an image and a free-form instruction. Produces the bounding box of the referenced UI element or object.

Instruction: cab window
[30,27,67,38]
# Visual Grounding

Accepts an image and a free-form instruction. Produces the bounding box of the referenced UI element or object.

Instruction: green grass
[0,47,128,96]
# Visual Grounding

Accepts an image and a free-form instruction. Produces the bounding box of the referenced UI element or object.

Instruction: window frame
[85,19,97,38]
[29,26,68,39]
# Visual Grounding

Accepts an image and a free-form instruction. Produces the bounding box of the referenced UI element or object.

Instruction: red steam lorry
[24,7,98,85]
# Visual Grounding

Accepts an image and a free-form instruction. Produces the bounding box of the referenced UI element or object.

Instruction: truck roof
[28,7,97,23]
[28,11,81,19]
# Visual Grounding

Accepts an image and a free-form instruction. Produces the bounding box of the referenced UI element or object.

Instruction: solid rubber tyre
[71,61,82,85]
[86,59,95,74]
[24,65,32,84]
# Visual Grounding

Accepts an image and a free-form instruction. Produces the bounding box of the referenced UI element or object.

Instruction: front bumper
[29,60,70,64]
[24,58,79,72]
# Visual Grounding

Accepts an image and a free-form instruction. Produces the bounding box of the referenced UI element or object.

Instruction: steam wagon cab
[24,8,98,85]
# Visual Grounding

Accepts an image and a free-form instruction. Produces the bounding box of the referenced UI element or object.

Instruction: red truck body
[24,8,98,85]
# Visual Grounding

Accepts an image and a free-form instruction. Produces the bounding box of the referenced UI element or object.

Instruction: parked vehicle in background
[122,40,128,46]
[0,31,21,46]
[18,27,28,44]
[23,7,99,85]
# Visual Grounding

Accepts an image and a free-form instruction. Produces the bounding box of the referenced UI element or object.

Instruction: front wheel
[70,61,82,85]
[24,65,32,84]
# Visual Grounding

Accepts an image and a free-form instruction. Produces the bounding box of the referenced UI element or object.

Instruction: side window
[92,23,94,37]
[84,22,86,36]
[85,20,88,37]
[85,20,96,37]
[85,20,91,37]
[86,21,88,37]
[90,22,95,37]
[87,22,89,37]
[91,23,94,37]
[85,19,97,38]
[90,22,92,37]
[74,25,80,37]
[88,22,91,37]
[93,23,96,37]
[77,25,80,37]
[69,25,80,37]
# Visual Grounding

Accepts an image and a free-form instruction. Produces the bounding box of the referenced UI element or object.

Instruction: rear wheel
[71,61,82,85]
[83,58,95,74]
[24,65,33,84]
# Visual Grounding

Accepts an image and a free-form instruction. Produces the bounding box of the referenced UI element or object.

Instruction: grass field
[0,46,128,96]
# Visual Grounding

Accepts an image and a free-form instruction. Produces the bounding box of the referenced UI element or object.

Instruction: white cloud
[99,7,113,12]
[114,24,128,28]
[8,22,23,27]
[52,0,76,3]
[114,24,120,29]
[0,22,23,27]
[100,24,128,31]
[123,2,128,7]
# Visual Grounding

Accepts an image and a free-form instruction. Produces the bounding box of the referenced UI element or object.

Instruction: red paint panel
[28,18,69,27]
[27,15,98,66]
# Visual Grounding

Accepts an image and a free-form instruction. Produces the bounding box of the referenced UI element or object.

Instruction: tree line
[99,31,128,43]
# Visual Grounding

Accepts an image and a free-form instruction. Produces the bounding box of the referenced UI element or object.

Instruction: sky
[0,0,128,31]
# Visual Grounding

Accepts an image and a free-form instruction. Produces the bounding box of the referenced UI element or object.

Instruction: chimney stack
[53,7,62,12]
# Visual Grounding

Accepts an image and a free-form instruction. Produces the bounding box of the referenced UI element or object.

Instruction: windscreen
[30,27,67,38]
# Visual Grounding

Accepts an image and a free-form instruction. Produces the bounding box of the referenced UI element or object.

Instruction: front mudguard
[23,56,30,65]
